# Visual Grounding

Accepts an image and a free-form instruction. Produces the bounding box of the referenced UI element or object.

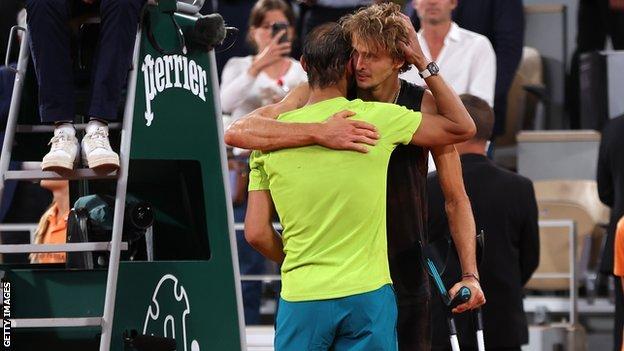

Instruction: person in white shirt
[401,0,496,107]
[220,0,307,121]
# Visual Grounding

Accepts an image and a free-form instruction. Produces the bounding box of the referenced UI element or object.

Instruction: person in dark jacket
[428,94,539,351]
[597,115,624,351]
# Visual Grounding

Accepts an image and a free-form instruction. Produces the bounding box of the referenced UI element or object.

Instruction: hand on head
[397,14,428,70]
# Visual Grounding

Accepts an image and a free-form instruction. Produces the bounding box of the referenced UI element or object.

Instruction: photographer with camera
[220,0,307,122]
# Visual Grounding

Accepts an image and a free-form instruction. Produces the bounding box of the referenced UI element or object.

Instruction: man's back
[249,97,421,302]
[427,154,539,348]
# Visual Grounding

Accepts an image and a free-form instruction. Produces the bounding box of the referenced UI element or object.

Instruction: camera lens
[129,202,154,229]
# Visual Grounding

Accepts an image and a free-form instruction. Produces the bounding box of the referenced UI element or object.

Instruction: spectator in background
[401,0,496,107]
[614,216,624,351]
[220,0,307,121]
[29,180,70,264]
[427,94,539,351]
[567,0,624,129]
[598,115,624,351]
[410,0,523,137]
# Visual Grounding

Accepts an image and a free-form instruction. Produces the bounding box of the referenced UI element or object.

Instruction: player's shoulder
[400,79,426,94]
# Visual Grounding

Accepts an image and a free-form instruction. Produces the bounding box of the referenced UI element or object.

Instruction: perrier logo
[141,54,209,126]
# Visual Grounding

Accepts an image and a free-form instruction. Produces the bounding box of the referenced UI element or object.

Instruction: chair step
[10,317,102,328]
[0,242,128,254]
[15,123,122,133]
[4,165,118,181]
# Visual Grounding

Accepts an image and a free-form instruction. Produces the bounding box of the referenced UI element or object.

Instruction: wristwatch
[418,62,439,79]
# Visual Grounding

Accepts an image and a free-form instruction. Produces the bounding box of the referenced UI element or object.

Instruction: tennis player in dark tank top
[343,5,484,350]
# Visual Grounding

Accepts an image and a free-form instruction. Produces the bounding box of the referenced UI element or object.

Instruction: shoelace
[85,127,111,149]
[48,133,75,152]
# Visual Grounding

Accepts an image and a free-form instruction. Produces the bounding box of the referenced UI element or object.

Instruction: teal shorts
[275,284,398,351]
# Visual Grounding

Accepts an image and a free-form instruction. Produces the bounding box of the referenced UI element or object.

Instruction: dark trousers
[390,245,432,351]
[25,0,144,123]
[567,0,624,129]
[397,298,431,351]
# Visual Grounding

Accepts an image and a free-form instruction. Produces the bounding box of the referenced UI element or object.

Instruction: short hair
[460,94,494,141]
[340,3,411,73]
[302,23,352,89]
[247,0,296,51]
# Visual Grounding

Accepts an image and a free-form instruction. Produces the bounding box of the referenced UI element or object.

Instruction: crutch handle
[449,286,471,310]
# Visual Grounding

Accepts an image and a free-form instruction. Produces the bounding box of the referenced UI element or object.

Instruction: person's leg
[567,0,609,129]
[25,0,74,123]
[88,0,144,121]
[396,298,431,351]
[390,249,432,351]
[81,0,144,169]
[274,298,335,351]
[25,0,81,170]
[607,4,624,50]
[332,285,398,351]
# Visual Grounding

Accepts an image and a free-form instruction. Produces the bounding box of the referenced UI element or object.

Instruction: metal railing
[532,219,578,326]
[0,223,38,244]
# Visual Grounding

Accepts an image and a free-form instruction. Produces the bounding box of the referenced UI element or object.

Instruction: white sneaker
[81,124,120,169]
[41,126,79,171]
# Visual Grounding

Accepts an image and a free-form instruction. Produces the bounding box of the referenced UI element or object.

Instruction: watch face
[428,62,439,75]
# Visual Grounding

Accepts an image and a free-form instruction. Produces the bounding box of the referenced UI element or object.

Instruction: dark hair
[302,23,352,89]
[247,0,296,51]
[460,94,494,141]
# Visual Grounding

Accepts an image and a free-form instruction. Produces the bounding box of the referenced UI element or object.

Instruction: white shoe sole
[83,154,120,169]
[41,158,75,171]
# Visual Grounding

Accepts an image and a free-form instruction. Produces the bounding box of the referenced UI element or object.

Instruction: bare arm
[397,14,476,147]
[421,91,484,312]
[244,190,285,264]
[224,84,379,153]
[432,146,485,313]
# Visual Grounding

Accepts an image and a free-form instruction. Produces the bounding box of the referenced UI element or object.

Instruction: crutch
[423,240,471,351]
[473,230,486,351]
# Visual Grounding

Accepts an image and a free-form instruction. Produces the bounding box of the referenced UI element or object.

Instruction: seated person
[30,180,69,264]
[427,94,539,351]
[401,0,496,107]
[220,0,307,122]
[25,0,145,171]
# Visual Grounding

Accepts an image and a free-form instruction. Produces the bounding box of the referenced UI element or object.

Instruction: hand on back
[318,110,379,154]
